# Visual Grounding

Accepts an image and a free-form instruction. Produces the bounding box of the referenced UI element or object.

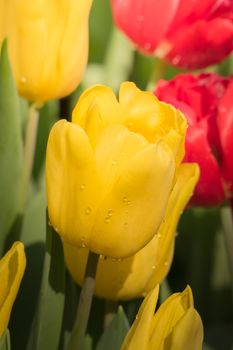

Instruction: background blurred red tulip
[111,0,233,69]
[155,73,233,206]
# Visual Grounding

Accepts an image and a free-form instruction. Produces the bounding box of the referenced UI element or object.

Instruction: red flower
[111,0,233,69]
[155,73,233,206]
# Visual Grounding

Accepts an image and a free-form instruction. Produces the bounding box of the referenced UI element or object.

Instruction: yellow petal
[90,140,175,258]
[46,119,103,248]
[1,0,93,102]
[121,286,159,350]
[164,308,204,350]
[72,84,120,128]
[63,232,158,300]
[148,286,194,349]
[144,163,200,291]
[0,242,26,337]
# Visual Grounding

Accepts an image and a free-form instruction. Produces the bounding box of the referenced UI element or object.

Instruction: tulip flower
[0,0,93,102]
[63,163,199,300]
[0,242,26,337]
[155,73,233,206]
[46,82,189,259]
[111,0,233,69]
[121,285,203,350]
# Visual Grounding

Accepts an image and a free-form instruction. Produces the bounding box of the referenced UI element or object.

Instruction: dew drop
[164,260,169,266]
[157,233,161,239]
[123,196,127,203]
[152,265,156,270]
[104,217,111,223]
[128,121,134,128]
[54,226,59,233]
[100,254,106,260]
[20,76,27,84]
[123,222,128,228]
[85,207,91,215]
[172,55,181,65]
[111,160,117,166]
[80,184,85,191]
[127,200,131,205]
[107,209,113,216]
[81,242,86,248]
[135,314,139,320]
[144,42,152,51]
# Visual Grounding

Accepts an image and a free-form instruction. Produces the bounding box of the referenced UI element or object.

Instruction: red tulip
[155,73,233,206]
[111,0,233,69]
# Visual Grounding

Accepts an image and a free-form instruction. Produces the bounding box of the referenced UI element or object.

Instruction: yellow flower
[121,286,203,350]
[0,0,92,102]
[63,163,199,300]
[46,82,187,259]
[0,242,26,337]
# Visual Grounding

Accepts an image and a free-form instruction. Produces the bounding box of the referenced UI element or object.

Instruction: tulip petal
[121,286,159,350]
[0,242,26,337]
[148,286,193,348]
[164,308,204,350]
[119,82,187,152]
[164,18,233,69]
[90,140,175,258]
[111,0,180,53]
[72,84,120,128]
[144,163,199,292]
[217,80,233,194]
[184,125,225,205]
[46,119,102,248]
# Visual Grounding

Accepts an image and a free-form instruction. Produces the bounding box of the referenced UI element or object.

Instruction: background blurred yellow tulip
[0,242,26,337]
[121,285,203,350]
[64,163,199,300]
[0,0,93,102]
[46,82,188,259]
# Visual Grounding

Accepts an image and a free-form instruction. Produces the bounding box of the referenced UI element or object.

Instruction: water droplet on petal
[111,160,117,166]
[80,184,85,191]
[128,121,134,128]
[20,76,27,84]
[152,265,156,270]
[123,196,127,203]
[164,260,169,266]
[85,207,91,215]
[105,217,111,223]
[107,209,113,216]
[172,55,181,65]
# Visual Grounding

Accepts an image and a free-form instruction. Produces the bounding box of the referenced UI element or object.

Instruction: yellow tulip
[0,0,92,102]
[63,163,199,300]
[121,285,203,350]
[0,242,26,337]
[46,82,187,259]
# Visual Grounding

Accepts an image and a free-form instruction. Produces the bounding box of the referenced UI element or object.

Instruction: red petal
[111,0,180,53]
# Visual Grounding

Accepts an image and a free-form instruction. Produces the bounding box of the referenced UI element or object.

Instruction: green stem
[146,58,167,91]
[67,251,99,350]
[20,104,40,211]
[220,204,233,291]
[104,300,118,329]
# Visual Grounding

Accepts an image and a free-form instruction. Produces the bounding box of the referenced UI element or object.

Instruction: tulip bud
[63,163,199,300]
[111,0,233,69]
[0,242,26,337]
[155,73,233,206]
[121,286,203,350]
[0,0,93,102]
[46,82,188,259]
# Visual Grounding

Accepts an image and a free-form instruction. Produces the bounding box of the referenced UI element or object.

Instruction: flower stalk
[68,251,99,349]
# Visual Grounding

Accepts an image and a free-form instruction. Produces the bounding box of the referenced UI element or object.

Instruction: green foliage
[26,211,65,350]
[0,330,11,350]
[0,41,22,254]
[96,307,129,350]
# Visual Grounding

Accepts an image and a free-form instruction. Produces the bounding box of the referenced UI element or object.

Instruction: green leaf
[26,210,65,350]
[96,306,129,350]
[0,41,22,254]
[8,190,46,350]
[0,330,11,350]
[32,100,59,181]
